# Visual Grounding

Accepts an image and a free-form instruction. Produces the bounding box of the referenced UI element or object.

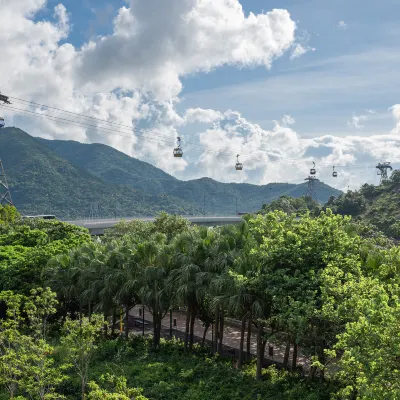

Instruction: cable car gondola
[0,117,5,129]
[332,166,338,178]
[173,136,183,158]
[235,154,243,171]
[310,161,316,175]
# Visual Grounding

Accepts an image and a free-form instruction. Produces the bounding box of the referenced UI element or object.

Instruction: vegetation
[0,128,202,218]
[33,130,341,215]
[323,170,400,238]
[260,195,320,216]
[2,202,400,397]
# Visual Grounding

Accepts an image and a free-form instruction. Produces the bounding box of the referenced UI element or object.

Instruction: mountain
[37,137,342,214]
[36,138,177,195]
[324,173,400,238]
[0,128,202,218]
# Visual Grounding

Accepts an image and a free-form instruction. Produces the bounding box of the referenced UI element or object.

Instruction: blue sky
[5,0,400,189]
[38,0,400,137]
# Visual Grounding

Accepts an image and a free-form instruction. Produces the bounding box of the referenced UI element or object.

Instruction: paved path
[129,306,309,369]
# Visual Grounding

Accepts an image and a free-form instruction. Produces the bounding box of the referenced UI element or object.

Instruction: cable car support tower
[305,162,319,200]
[376,162,392,184]
[0,93,12,206]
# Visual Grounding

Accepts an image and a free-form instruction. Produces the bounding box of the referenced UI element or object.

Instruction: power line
[1,96,395,171]
[4,96,382,166]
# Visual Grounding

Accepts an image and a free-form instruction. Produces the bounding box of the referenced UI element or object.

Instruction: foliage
[0,205,20,224]
[2,128,201,219]
[324,170,400,239]
[6,128,340,218]
[260,195,320,216]
[87,374,148,400]
[61,315,104,399]
[0,219,91,294]
[0,289,69,399]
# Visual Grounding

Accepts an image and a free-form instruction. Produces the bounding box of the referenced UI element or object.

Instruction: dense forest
[0,128,341,218]
[0,198,398,399]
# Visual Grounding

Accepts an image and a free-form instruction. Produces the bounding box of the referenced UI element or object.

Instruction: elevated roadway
[67,216,243,235]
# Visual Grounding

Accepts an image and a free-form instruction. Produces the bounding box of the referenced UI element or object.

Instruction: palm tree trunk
[246,316,252,358]
[189,307,196,350]
[292,342,298,371]
[214,308,219,353]
[217,312,224,353]
[184,306,191,352]
[153,313,159,348]
[111,312,117,336]
[283,338,291,369]
[202,324,209,346]
[125,304,130,339]
[103,312,108,338]
[256,323,264,380]
[237,316,246,368]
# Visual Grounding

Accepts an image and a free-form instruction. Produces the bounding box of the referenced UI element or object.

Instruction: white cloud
[184,108,224,124]
[338,21,347,30]
[2,1,400,192]
[282,114,296,126]
[290,44,315,60]
[76,1,297,99]
[389,104,400,134]
[0,0,297,176]
[347,114,368,129]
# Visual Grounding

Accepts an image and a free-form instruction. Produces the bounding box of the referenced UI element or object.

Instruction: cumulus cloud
[338,21,347,30]
[2,0,399,191]
[389,104,400,134]
[76,1,297,99]
[290,44,315,60]
[1,0,297,176]
[347,115,368,129]
[281,114,296,126]
[184,108,224,124]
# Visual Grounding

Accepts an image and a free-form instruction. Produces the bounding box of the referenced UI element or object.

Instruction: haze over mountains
[1,128,342,218]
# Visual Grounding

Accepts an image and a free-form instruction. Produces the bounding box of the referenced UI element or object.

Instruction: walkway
[129,306,309,369]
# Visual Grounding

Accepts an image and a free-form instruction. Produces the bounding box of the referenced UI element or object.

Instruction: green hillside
[36,137,177,195]
[38,137,342,214]
[0,128,201,218]
[324,172,400,238]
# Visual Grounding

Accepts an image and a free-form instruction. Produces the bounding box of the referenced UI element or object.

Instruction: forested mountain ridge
[325,170,400,238]
[0,128,202,218]
[36,133,342,214]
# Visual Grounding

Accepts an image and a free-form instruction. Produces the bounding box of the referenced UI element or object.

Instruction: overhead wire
[0,96,392,171]
[5,96,377,167]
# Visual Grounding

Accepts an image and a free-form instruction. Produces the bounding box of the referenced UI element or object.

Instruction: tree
[0,291,27,398]
[0,289,69,399]
[87,374,148,400]
[0,205,20,224]
[61,315,104,400]
[138,240,172,348]
[152,212,192,242]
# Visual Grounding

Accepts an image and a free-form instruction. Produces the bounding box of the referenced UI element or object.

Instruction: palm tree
[137,239,172,347]
[169,229,203,351]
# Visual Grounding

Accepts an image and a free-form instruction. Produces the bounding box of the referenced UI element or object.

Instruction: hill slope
[38,137,342,213]
[0,128,201,218]
[36,138,177,195]
[323,173,400,238]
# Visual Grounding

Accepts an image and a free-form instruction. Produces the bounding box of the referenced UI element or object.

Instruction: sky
[1,0,400,190]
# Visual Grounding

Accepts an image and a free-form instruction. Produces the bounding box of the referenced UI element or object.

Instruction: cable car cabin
[173,147,183,157]
[173,136,183,157]
[310,161,316,175]
[332,166,338,178]
[235,154,243,171]
[0,117,5,129]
